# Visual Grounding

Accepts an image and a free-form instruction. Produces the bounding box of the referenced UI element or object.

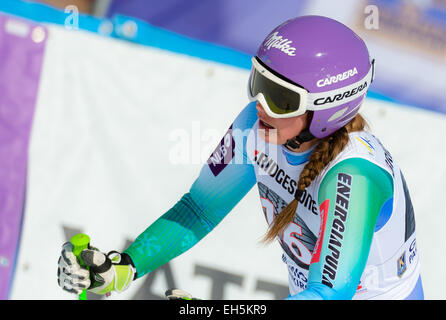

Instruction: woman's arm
[124,103,258,278]
[287,157,393,299]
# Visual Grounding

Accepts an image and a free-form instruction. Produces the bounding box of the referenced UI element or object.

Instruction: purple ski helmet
[253,15,375,139]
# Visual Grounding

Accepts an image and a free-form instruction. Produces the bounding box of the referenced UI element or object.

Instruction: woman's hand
[57,242,136,296]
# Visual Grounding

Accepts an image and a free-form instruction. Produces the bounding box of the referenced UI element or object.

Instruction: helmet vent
[327,107,348,122]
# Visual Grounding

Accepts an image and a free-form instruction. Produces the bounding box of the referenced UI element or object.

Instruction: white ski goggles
[248,57,375,119]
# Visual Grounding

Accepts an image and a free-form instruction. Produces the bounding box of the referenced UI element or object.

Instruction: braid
[262,113,367,243]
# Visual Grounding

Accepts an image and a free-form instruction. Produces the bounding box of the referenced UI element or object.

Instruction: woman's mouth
[258,118,279,143]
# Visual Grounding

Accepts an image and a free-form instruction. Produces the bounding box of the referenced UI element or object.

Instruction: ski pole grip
[71,233,90,265]
[70,233,90,300]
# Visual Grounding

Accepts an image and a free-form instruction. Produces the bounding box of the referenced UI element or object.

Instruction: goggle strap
[284,129,315,150]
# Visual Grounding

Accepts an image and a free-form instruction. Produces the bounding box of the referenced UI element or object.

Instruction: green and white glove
[58,242,136,296]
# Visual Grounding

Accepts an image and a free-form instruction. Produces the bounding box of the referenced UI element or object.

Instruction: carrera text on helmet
[317,68,359,88]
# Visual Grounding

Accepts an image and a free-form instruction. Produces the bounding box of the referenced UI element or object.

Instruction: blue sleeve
[286,158,393,300]
[125,103,258,277]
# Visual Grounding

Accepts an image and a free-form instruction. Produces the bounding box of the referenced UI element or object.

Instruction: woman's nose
[256,102,267,116]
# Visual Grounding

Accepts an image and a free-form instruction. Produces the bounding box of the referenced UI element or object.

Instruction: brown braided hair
[262,112,368,243]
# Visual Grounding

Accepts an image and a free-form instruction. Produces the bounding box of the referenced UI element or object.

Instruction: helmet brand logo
[263,32,296,57]
[314,81,368,106]
[317,68,358,88]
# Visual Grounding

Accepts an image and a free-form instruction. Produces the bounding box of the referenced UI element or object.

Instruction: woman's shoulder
[315,130,395,187]
[343,130,393,166]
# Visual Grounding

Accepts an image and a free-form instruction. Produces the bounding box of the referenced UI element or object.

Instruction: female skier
[57,15,423,300]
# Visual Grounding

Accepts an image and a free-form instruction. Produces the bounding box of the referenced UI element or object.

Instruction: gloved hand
[57,242,136,296]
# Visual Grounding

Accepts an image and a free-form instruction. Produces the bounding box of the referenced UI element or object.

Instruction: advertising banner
[0,14,46,299]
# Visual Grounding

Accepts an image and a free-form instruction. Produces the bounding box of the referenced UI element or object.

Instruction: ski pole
[70,233,90,301]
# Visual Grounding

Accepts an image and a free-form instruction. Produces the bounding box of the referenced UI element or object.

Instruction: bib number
[261,197,312,267]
